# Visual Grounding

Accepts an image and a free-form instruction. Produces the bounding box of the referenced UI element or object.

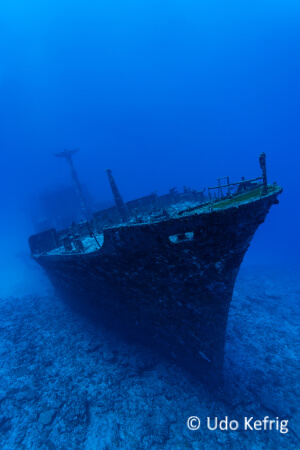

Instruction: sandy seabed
[0,266,299,449]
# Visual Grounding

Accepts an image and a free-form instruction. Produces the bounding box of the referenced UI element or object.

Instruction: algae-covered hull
[29,181,282,384]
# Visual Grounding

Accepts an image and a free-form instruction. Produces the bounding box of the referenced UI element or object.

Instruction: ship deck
[47,234,104,255]
[174,183,281,217]
[44,183,281,257]
[212,184,280,209]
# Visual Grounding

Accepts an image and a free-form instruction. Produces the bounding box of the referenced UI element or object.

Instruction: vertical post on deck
[54,149,91,219]
[217,178,223,198]
[105,169,128,222]
[227,177,231,195]
[259,152,268,195]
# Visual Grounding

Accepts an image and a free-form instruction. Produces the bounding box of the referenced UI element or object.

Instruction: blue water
[0,1,299,448]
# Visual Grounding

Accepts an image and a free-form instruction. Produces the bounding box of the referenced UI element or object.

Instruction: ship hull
[33,188,281,384]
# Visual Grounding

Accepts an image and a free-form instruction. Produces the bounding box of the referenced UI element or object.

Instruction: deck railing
[208,176,263,200]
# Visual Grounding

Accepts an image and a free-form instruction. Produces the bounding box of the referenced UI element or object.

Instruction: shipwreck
[29,151,282,383]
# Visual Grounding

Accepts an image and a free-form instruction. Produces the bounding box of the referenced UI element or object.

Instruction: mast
[105,169,128,222]
[54,149,90,219]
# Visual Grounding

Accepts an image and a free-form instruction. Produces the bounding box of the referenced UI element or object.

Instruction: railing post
[227,177,231,195]
[217,178,223,198]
